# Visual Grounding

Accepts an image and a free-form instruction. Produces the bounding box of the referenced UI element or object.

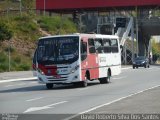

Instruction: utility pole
[131,17,134,62]
[8,39,11,72]
[17,0,22,16]
[136,6,139,56]
[44,0,46,16]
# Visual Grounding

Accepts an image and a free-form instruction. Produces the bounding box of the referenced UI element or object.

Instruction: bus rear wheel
[99,71,111,84]
[46,83,53,89]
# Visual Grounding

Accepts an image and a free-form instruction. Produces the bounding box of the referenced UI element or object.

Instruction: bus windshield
[37,36,79,64]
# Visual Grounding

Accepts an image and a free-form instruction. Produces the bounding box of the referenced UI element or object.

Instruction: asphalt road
[0,65,160,120]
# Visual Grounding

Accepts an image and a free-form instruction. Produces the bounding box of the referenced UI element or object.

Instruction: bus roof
[39,33,118,40]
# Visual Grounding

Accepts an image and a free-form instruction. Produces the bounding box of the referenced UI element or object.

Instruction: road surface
[0,66,160,120]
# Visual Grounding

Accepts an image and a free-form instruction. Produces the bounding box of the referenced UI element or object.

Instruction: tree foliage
[21,0,35,10]
[152,40,160,55]
[0,22,13,42]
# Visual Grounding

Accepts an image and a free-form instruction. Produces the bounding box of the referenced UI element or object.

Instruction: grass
[0,12,78,72]
[0,48,31,72]
[37,16,77,35]
[0,0,78,72]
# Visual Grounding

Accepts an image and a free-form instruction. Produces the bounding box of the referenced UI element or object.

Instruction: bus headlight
[70,65,79,73]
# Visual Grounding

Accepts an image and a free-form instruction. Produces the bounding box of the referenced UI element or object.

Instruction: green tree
[21,0,35,10]
[0,22,12,42]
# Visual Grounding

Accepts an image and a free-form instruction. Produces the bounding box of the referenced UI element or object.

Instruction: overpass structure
[36,0,160,12]
[36,0,160,64]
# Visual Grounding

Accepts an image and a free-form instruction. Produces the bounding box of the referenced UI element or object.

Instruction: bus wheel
[99,71,111,84]
[46,83,53,89]
[106,71,111,83]
[80,76,88,87]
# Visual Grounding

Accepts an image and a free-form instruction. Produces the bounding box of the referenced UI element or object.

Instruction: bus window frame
[103,38,111,53]
[81,40,87,61]
[111,39,119,53]
[94,38,103,53]
[88,38,96,54]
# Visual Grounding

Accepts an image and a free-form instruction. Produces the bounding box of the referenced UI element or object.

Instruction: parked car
[132,56,150,69]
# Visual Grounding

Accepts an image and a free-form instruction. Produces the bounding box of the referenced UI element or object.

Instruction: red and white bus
[33,33,121,89]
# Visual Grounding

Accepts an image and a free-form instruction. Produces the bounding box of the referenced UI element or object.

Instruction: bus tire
[106,70,111,83]
[80,75,88,87]
[99,70,111,84]
[46,83,53,89]
[80,80,87,87]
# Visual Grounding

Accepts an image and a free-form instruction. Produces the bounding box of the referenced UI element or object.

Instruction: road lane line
[80,85,160,114]
[26,97,44,102]
[64,85,160,120]
[4,85,15,87]
[121,67,132,70]
[30,81,38,84]
[112,76,127,80]
[23,101,68,113]
[4,83,26,87]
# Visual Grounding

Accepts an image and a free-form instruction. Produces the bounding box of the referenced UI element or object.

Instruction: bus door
[87,38,99,79]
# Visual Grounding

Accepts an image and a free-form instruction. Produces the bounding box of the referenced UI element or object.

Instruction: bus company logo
[47,69,51,74]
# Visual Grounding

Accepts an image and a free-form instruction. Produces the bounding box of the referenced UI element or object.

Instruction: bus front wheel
[81,80,88,87]
[79,76,88,87]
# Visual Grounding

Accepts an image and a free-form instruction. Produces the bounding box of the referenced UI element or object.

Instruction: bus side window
[111,39,118,53]
[88,38,96,54]
[95,38,103,53]
[103,39,111,53]
[81,40,87,61]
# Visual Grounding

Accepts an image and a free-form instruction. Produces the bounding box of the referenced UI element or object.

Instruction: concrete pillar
[131,17,134,61]
[145,36,151,57]
[138,30,145,56]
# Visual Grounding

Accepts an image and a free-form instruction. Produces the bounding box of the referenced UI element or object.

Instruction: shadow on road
[0,82,100,93]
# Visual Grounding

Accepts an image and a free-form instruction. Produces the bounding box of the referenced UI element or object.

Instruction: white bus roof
[39,33,118,40]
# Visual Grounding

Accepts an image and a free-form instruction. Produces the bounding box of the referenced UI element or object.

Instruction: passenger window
[103,39,111,53]
[89,47,96,53]
[88,38,96,54]
[81,40,87,61]
[88,38,95,46]
[94,38,103,53]
[111,39,118,53]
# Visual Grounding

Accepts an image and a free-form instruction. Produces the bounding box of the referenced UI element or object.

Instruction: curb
[0,77,37,83]
[0,67,131,84]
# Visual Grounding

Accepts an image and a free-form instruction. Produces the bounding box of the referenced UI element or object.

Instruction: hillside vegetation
[0,2,78,72]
